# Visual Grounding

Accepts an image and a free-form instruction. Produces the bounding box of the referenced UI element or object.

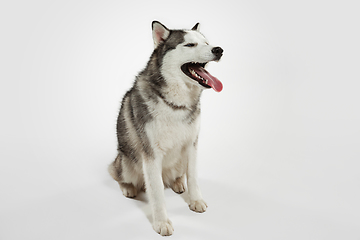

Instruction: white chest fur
[145,102,200,155]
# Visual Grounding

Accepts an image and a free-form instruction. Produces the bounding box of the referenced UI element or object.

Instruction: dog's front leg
[186,143,208,213]
[142,157,173,236]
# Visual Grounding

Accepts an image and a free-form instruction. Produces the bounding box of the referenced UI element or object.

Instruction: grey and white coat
[109,21,223,236]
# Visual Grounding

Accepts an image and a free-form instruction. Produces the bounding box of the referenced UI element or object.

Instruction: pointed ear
[152,21,170,48]
[191,23,200,31]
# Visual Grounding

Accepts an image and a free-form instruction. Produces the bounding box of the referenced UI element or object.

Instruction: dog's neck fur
[160,52,202,108]
[159,75,202,109]
[139,54,202,110]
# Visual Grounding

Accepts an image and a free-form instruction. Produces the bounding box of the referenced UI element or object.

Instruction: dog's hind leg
[171,175,186,194]
[109,154,139,198]
[108,154,122,182]
[119,182,138,198]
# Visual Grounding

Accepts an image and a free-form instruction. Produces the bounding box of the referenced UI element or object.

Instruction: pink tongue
[193,66,223,92]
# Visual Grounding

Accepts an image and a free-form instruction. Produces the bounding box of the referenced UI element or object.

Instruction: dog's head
[152,21,223,92]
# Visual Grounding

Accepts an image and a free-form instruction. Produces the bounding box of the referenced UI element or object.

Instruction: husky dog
[109,21,223,236]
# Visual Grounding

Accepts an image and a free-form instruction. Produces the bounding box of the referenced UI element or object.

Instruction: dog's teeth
[189,67,207,83]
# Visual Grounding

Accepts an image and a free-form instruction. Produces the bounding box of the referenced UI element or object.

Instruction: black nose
[212,47,223,59]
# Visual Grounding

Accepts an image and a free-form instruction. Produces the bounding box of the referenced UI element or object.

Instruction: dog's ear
[191,23,200,31]
[152,21,170,48]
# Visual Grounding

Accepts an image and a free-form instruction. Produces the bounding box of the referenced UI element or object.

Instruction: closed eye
[184,43,197,47]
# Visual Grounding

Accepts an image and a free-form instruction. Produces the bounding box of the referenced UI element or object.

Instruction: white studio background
[1,0,359,239]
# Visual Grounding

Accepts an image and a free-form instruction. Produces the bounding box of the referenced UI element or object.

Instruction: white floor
[1,0,359,239]
[1,176,359,240]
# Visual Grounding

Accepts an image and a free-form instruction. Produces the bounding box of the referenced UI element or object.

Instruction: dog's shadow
[104,178,152,222]
[104,178,192,224]
[132,188,192,224]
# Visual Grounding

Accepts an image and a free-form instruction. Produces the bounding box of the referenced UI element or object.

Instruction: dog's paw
[171,176,186,194]
[189,199,208,213]
[119,183,137,198]
[153,219,174,236]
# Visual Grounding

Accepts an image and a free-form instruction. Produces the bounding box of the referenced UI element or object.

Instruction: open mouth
[181,62,223,92]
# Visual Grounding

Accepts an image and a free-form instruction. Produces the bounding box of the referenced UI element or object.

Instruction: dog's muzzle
[180,46,224,92]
